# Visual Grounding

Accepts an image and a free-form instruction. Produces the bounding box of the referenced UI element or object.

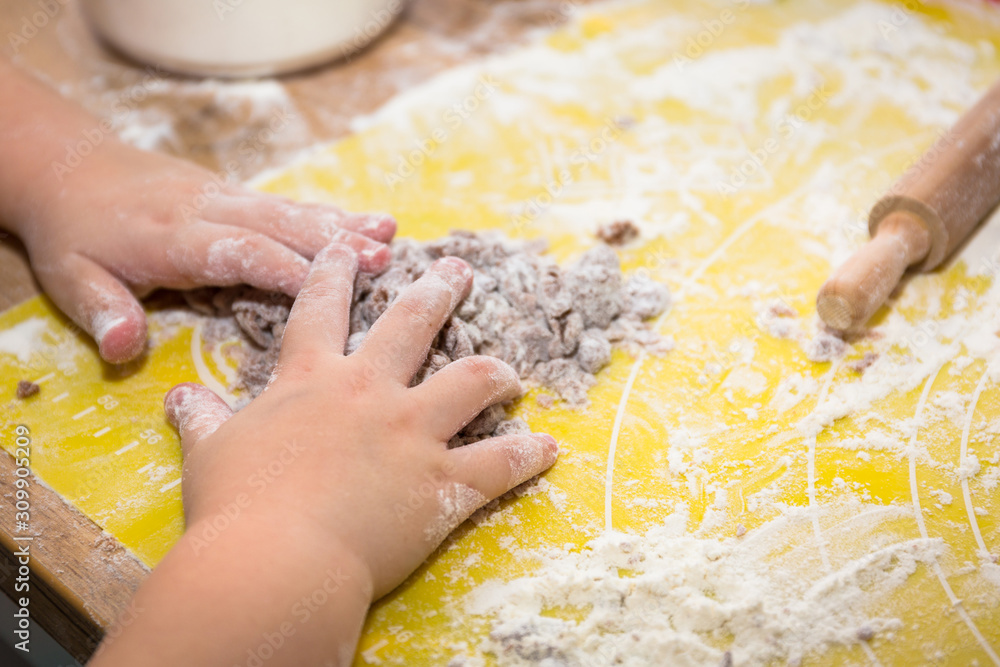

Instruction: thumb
[37,254,147,363]
[164,383,234,456]
[447,432,559,502]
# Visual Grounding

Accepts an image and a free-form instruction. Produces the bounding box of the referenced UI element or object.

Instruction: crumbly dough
[596,219,640,246]
[16,380,39,399]
[189,231,670,442]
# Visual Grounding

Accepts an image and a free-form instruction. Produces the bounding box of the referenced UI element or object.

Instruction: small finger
[228,206,392,271]
[294,202,397,244]
[164,382,234,457]
[279,243,359,363]
[327,228,392,273]
[211,196,396,264]
[168,225,311,296]
[328,210,397,243]
[448,433,559,501]
[412,356,522,439]
[355,257,473,385]
[36,254,147,363]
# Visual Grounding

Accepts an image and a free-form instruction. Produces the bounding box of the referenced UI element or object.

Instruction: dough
[188,231,671,443]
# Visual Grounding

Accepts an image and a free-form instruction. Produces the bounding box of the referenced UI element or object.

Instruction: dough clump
[189,231,670,443]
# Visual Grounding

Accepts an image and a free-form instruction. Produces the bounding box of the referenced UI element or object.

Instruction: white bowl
[81,0,405,77]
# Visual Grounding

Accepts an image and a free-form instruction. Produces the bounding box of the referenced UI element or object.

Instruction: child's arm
[0,57,395,363]
[87,245,559,666]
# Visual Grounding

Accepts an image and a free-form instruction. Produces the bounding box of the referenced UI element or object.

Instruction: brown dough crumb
[848,351,878,374]
[804,329,846,362]
[200,231,671,444]
[16,381,39,399]
[757,299,798,338]
[765,300,796,318]
[856,626,876,642]
[735,523,747,537]
[536,394,555,409]
[596,219,640,246]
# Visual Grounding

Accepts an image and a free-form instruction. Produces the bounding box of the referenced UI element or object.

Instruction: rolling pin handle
[817,212,930,332]
[816,78,1000,332]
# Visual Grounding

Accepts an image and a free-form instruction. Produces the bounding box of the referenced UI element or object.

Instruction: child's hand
[165,245,557,597]
[0,57,394,365]
[17,142,394,364]
[89,244,558,666]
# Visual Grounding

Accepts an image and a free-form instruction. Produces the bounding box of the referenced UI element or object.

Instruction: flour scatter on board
[189,231,670,442]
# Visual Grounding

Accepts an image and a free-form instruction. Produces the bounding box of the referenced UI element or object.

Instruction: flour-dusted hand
[88,244,558,667]
[0,57,394,364]
[18,145,394,364]
[167,244,558,596]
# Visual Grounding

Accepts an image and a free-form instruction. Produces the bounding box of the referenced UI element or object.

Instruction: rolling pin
[817,79,1000,332]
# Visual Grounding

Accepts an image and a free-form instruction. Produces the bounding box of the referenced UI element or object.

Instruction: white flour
[425,484,490,545]
[461,503,943,666]
[88,0,1000,661]
[0,317,50,364]
[309,1,1000,663]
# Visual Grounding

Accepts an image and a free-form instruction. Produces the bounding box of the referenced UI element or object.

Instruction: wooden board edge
[0,446,149,663]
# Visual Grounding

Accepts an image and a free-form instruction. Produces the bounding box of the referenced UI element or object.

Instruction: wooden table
[0,0,572,660]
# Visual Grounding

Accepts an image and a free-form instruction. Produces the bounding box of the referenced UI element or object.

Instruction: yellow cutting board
[3,0,1000,663]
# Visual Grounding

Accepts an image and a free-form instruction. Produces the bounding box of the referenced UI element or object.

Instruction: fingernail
[431,256,473,282]
[360,213,397,241]
[358,245,391,273]
[164,383,195,427]
[428,257,472,310]
[316,242,356,264]
[94,314,127,344]
[537,433,559,452]
[94,314,146,364]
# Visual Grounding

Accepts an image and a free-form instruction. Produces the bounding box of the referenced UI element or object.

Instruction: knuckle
[276,361,320,386]
[165,231,199,274]
[241,233,270,256]
[428,450,461,483]
[318,242,357,263]
[398,401,428,431]
[298,280,348,304]
[344,368,375,397]
[464,355,518,390]
[327,227,355,242]
[396,294,446,331]
[342,358,395,399]
[463,355,500,379]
